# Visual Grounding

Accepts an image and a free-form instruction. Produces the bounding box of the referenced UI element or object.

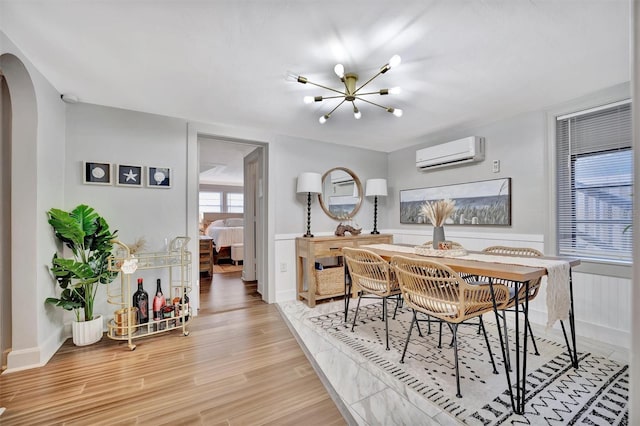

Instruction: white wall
[64,103,190,328]
[270,134,388,302]
[271,134,388,236]
[388,111,546,234]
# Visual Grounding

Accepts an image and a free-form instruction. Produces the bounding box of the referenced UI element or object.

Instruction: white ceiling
[198,138,256,186]
[0,0,630,153]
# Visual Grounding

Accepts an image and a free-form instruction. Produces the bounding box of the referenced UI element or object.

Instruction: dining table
[353,243,581,416]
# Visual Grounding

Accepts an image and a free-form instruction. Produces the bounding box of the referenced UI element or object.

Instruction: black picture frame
[116,164,143,187]
[146,166,171,188]
[399,177,511,226]
[83,161,112,185]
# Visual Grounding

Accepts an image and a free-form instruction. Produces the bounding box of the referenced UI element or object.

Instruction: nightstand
[199,237,213,275]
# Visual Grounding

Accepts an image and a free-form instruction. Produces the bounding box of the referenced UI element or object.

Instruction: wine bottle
[172,288,181,318]
[132,278,149,324]
[152,279,166,322]
[182,288,190,322]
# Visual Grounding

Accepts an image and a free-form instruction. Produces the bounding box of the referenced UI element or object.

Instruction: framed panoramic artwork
[83,161,112,185]
[399,177,511,226]
[147,166,171,188]
[116,164,143,187]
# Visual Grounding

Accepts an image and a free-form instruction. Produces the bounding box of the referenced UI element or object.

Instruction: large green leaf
[51,257,95,280]
[47,208,85,255]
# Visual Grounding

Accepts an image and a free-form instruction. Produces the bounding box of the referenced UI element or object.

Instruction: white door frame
[186,123,269,311]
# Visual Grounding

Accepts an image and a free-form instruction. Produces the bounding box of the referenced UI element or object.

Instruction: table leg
[487,278,516,412]
[489,278,530,415]
[306,256,317,307]
[296,255,304,301]
[344,264,352,322]
[560,268,579,368]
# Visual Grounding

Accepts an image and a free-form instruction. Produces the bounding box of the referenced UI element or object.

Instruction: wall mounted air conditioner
[416,136,485,171]
[330,169,354,184]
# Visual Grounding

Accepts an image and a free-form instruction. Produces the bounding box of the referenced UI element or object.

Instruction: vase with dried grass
[420,199,456,249]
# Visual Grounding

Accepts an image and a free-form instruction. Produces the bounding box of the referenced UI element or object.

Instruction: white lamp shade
[297,172,323,194]
[365,178,388,197]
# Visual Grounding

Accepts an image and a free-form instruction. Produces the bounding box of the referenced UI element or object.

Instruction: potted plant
[46,204,118,346]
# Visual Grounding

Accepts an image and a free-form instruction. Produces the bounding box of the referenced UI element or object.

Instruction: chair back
[483,246,543,257]
[342,247,398,297]
[391,255,508,323]
[482,245,543,303]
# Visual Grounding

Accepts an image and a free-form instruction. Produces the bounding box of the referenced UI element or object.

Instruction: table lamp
[297,172,323,237]
[365,178,387,234]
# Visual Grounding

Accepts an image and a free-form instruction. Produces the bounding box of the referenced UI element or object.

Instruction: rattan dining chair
[481,246,544,362]
[391,255,510,398]
[343,247,402,351]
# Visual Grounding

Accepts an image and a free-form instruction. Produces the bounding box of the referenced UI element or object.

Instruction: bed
[202,213,244,264]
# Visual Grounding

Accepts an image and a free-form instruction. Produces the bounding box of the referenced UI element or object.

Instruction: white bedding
[205,226,244,252]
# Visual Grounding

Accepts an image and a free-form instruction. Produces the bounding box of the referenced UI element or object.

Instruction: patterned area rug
[212,264,243,274]
[307,303,628,425]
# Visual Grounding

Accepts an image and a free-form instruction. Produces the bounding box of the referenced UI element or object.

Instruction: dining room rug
[307,302,628,425]
[212,264,243,274]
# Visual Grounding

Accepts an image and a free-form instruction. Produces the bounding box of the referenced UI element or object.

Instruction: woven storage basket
[315,266,344,295]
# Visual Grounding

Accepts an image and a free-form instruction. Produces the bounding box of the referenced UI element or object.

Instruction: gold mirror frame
[317,167,363,220]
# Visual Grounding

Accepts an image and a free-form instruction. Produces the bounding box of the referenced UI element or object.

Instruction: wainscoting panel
[274,235,298,303]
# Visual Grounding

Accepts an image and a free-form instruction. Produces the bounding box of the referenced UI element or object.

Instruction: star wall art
[116,164,143,187]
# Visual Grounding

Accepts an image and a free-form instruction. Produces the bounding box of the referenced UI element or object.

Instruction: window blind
[556,101,632,263]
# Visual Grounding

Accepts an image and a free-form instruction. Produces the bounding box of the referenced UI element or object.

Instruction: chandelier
[287,55,403,123]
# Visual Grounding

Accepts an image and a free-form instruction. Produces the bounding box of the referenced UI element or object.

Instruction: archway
[0,53,38,371]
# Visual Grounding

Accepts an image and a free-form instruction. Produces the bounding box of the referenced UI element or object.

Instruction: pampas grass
[420,199,456,227]
[126,237,147,254]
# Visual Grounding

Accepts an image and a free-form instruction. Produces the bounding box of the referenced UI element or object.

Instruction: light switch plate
[492,160,500,173]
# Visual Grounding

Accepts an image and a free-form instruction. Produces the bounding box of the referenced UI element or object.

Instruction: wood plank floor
[0,272,347,425]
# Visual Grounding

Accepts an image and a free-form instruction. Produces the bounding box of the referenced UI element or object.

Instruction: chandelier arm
[318,94,346,100]
[354,70,384,94]
[304,80,347,96]
[327,98,348,116]
[354,96,392,110]
[355,90,388,96]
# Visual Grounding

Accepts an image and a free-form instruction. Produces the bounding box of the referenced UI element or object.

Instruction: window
[556,100,632,263]
[226,192,244,213]
[199,191,222,214]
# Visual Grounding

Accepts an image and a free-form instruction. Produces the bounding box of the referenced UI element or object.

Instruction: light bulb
[393,108,403,117]
[353,108,362,120]
[389,55,401,68]
[303,96,314,104]
[285,70,298,82]
[389,87,401,95]
[334,63,345,78]
[319,114,329,124]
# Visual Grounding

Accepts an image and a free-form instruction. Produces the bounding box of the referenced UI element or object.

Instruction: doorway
[196,136,266,311]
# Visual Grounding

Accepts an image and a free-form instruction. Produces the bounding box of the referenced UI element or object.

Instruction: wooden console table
[295,234,392,307]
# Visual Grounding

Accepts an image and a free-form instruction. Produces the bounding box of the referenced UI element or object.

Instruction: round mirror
[318,167,363,220]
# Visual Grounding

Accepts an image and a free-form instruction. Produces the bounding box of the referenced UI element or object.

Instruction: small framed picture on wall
[147,166,171,188]
[83,161,112,185]
[116,164,143,187]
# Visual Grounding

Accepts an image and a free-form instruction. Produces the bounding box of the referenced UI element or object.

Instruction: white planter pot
[72,315,103,346]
